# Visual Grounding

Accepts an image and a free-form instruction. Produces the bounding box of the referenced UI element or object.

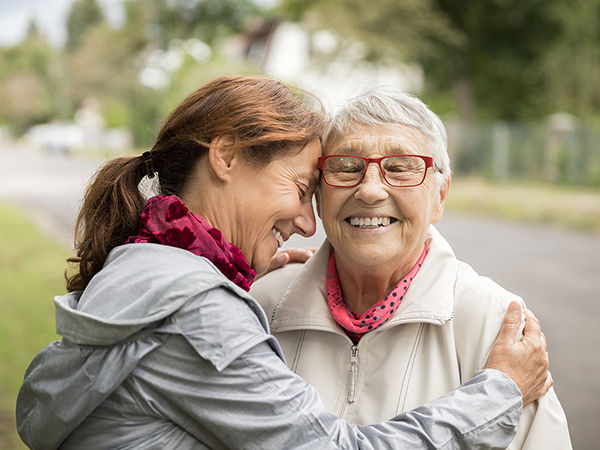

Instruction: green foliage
[0,0,267,145]
[2,0,599,142]
[61,0,265,146]
[127,85,164,147]
[165,53,263,110]
[121,0,260,48]
[65,21,148,106]
[446,178,600,232]
[102,97,130,128]
[281,0,459,61]
[156,0,260,45]
[66,0,104,51]
[0,30,61,133]
[425,0,560,120]
[281,0,600,121]
[541,0,600,116]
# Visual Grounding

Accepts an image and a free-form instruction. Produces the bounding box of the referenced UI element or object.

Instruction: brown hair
[66,75,325,291]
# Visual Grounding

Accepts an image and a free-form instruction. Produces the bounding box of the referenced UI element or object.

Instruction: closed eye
[297,183,309,200]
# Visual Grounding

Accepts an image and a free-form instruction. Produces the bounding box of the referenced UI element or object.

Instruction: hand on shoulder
[256,248,315,279]
[486,302,552,406]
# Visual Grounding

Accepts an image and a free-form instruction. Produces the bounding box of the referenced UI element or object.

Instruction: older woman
[252,89,571,449]
[16,76,551,449]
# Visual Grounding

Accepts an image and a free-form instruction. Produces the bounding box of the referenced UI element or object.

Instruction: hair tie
[141,151,155,179]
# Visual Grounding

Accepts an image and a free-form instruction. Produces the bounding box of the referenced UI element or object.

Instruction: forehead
[325,123,432,157]
[271,138,322,180]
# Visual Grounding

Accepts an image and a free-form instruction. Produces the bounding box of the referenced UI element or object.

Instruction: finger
[522,307,541,337]
[524,307,541,327]
[540,332,547,351]
[282,248,314,263]
[541,370,553,395]
[270,252,289,270]
[496,301,523,344]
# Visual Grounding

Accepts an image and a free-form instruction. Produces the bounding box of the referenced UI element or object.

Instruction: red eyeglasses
[317,154,440,187]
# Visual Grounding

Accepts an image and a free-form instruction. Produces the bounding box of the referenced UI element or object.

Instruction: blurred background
[0,0,599,448]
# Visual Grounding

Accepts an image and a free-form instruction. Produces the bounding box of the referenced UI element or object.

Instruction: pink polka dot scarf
[126,195,256,291]
[326,245,427,344]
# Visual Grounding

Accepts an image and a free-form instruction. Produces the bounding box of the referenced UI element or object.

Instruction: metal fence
[445,115,600,187]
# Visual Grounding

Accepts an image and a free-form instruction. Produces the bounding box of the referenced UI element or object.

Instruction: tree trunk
[452,76,476,122]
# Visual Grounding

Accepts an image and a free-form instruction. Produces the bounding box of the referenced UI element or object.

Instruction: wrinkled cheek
[398,217,423,244]
[320,206,341,234]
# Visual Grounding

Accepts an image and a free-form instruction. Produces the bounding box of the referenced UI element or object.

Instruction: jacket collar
[270,225,457,334]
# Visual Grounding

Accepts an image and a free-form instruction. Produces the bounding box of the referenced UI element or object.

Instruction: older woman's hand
[485,302,552,406]
[255,248,316,279]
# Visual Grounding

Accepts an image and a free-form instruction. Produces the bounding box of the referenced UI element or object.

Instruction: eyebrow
[335,141,415,154]
[297,165,320,189]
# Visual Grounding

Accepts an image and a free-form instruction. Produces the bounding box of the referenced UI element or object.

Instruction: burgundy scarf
[126,195,256,291]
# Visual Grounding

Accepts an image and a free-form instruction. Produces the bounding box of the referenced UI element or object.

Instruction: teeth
[348,217,393,228]
[271,227,284,247]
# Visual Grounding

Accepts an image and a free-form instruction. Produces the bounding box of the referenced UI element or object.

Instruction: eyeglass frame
[317,154,442,188]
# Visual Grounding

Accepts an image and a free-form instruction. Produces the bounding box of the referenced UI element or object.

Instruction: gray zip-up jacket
[16,243,523,449]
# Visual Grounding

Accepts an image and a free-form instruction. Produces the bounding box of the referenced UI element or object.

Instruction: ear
[431,174,451,224]
[207,135,237,181]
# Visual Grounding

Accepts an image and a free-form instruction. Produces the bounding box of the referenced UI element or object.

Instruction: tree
[541,0,600,116]
[2,0,268,143]
[66,0,104,52]
[280,0,565,121]
[62,0,265,144]
[0,22,60,132]
[423,0,560,120]
[131,0,261,47]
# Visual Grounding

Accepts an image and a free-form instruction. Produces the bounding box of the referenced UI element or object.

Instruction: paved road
[0,145,99,247]
[2,144,599,449]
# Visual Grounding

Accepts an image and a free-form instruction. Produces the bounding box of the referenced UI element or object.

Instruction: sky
[0,0,124,47]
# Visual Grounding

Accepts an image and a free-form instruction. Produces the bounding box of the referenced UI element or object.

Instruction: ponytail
[66,156,146,291]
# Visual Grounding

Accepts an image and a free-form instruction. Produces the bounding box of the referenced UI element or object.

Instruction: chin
[251,255,270,277]
[347,246,395,266]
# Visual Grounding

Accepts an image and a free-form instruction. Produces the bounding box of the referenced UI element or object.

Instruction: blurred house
[24,122,85,154]
[227,20,423,109]
[23,97,132,155]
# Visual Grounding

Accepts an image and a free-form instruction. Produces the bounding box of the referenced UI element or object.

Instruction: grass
[446,177,600,233]
[0,203,67,450]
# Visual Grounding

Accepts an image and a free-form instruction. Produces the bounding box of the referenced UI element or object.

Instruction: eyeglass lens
[323,156,427,187]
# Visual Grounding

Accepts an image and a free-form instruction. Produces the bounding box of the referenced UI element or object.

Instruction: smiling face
[318,123,448,274]
[231,138,322,274]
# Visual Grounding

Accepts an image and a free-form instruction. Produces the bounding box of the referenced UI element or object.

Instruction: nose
[354,162,389,204]
[292,198,317,237]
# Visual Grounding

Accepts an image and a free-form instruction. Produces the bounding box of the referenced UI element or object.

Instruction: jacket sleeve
[134,336,523,449]
[128,291,523,449]
[453,269,573,450]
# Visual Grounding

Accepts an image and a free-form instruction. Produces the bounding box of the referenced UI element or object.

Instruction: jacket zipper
[348,345,359,403]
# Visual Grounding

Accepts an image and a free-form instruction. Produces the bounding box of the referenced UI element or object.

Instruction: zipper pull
[348,346,359,403]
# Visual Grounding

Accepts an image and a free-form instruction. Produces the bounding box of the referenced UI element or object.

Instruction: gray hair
[324,89,451,188]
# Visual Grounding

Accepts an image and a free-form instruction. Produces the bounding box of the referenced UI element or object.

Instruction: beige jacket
[251,226,572,449]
